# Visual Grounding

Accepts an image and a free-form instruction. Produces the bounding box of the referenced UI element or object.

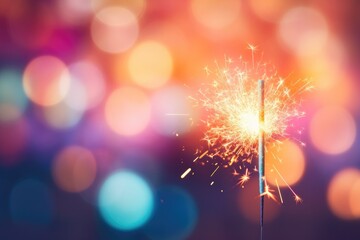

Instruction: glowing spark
[275,179,284,204]
[261,180,278,203]
[294,195,303,204]
[181,168,192,179]
[199,150,209,159]
[247,44,257,68]
[232,169,240,176]
[237,168,250,186]
[248,44,257,50]
[229,155,238,166]
[210,166,220,177]
[204,66,211,75]
[273,165,302,202]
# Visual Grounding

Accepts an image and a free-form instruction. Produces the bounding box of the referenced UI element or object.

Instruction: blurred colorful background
[0,0,359,239]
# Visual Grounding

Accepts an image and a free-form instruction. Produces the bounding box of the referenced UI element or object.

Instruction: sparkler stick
[258,80,265,240]
[180,53,312,239]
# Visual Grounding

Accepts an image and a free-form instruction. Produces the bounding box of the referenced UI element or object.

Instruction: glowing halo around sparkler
[182,47,313,203]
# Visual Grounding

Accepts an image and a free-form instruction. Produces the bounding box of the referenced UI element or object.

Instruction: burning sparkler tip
[294,195,303,204]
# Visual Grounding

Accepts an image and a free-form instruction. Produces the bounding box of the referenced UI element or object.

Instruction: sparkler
[258,80,265,239]
[181,48,313,239]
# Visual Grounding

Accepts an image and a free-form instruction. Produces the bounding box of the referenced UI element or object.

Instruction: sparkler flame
[199,61,309,161]
[183,49,313,202]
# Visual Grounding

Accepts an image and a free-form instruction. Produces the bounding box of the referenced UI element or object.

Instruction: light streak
[210,165,220,177]
[273,165,302,203]
[199,150,209,159]
[276,179,284,204]
[181,168,192,179]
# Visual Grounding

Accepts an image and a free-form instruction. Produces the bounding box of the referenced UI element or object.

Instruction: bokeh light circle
[105,87,151,136]
[349,178,360,218]
[53,146,97,192]
[23,55,70,106]
[327,168,360,220]
[265,139,306,187]
[249,0,290,22]
[151,85,193,136]
[310,106,356,155]
[98,170,154,231]
[128,41,173,89]
[10,179,53,224]
[145,186,197,240]
[278,7,329,57]
[298,36,347,92]
[91,0,147,17]
[64,76,87,112]
[190,0,241,30]
[65,60,106,111]
[0,68,28,122]
[297,36,352,107]
[91,7,138,54]
[43,101,84,129]
[57,0,93,26]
